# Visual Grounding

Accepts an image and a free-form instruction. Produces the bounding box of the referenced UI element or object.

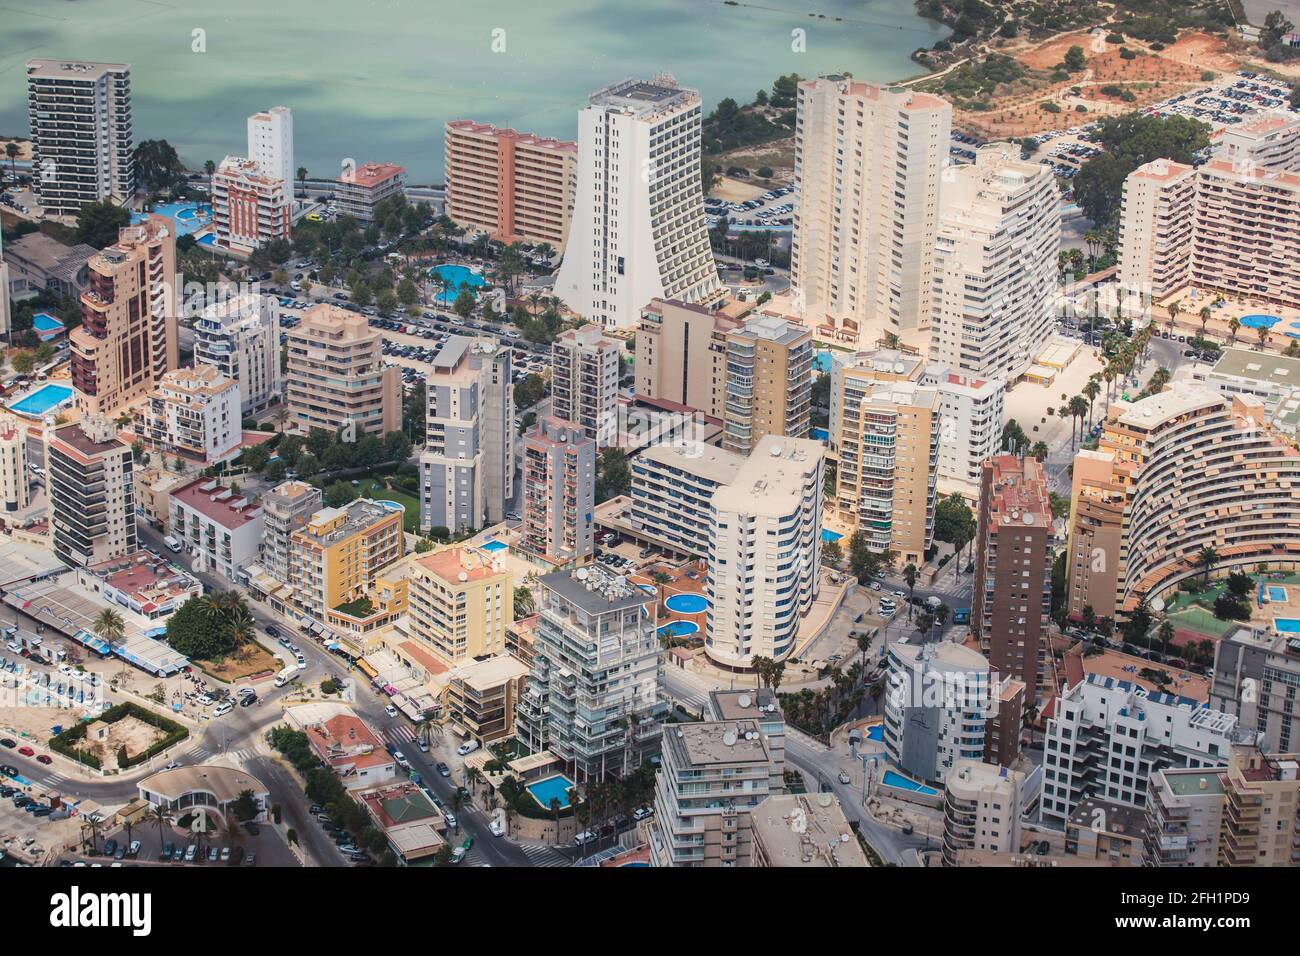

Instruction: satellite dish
[1150,597,1166,613]
[737,694,752,708]
[722,730,738,746]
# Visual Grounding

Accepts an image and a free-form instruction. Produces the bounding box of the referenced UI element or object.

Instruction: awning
[356,658,379,680]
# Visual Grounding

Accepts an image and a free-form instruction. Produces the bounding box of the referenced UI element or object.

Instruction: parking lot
[52,818,297,868]
[705,183,795,228]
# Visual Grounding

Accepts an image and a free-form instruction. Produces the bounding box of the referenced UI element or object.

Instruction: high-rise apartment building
[418,336,513,532]
[554,76,723,331]
[828,369,939,565]
[930,144,1060,382]
[791,77,950,347]
[0,416,29,514]
[648,719,774,867]
[520,417,596,567]
[515,566,665,781]
[749,794,868,867]
[1211,626,1300,754]
[260,480,323,586]
[706,689,786,794]
[1065,387,1300,621]
[192,291,281,415]
[1040,672,1240,825]
[443,120,576,250]
[211,155,292,255]
[628,443,744,559]
[247,106,294,190]
[1145,739,1300,867]
[551,324,620,447]
[71,215,179,418]
[26,60,133,217]
[407,547,510,666]
[884,639,991,786]
[1117,159,1196,301]
[336,162,406,223]
[284,304,400,438]
[142,364,242,464]
[635,298,744,417]
[46,416,137,567]
[288,498,406,619]
[941,760,1026,867]
[722,314,813,457]
[707,436,823,668]
[1190,158,1300,310]
[972,455,1052,705]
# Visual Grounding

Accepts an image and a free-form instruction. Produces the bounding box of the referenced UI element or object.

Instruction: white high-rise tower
[247,106,295,193]
[554,75,723,331]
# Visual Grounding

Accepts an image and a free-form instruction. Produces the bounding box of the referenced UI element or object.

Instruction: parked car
[456,739,480,757]
[385,704,399,718]
[435,762,451,777]
[489,818,505,837]
[17,746,34,757]
[35,755,51,765]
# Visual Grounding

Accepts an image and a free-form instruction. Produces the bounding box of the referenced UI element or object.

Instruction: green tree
[1063,45,1086,71]
[903,563,919,621]
[133,139,185,193]
[74,200,132,249]
[595,448,631,503]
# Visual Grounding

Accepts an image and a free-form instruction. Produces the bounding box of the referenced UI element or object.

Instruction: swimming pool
[866,725,884,742]
[526,774,575,810]
[133,202,212,237]
[665,593,709,614]
[431,264,486,304]
[8,383,73,417]
[881,770,938,795]
[1266,586,1289,603]
[814,350,834,373]
[657,620,700,638]
[1275,618,1300,634]
[809,427,829,442]
[1240,314,1280,330]
[479,540,508,554]
[821,529,843,544]
[31,312,66,341]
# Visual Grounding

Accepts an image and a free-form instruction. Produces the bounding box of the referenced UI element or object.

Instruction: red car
[17,746,34,757]
[35,755,52,765]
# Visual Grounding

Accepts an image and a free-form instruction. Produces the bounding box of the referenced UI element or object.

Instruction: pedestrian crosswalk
[384,725,416,745]
[187,745,258,764]
[518,843,571,868]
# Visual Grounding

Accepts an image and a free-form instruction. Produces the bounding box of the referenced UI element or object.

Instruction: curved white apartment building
[706,436,823,668]
[554,76,723,331]
[1066,386,1300,619]
[929,144,1060,382]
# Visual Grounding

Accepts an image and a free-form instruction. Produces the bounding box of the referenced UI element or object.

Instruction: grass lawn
[354,478,421,532]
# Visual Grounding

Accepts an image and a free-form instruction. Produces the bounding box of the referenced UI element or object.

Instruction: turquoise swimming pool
[821,529,843,543]
[133,202,212,237]
[658,620,699,638]
[526,774,575,810]
[31,312,65,341]
[9,383,73,417]
[881,770,938,795]
[1266,586,1289,603]
[866,725,884,742]
[480,539,508,554]
[1275,618,1300,634]
[665,593,709,614]
[431,264,486,305]
[1240,314,1280,330]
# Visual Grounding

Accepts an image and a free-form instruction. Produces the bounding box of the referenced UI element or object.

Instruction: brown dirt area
[195,641,282,684]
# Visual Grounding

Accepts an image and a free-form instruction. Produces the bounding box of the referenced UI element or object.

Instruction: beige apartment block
[70,215,179,418]
[930,143,1060,383]
[1118,159,1196,301]
[1213,111,1300,172]
[830,372,938,565]
[791,77,951,348]
[47,416,137,567]
[551,324,620,447]
[407,547,510,667]
[284,304,400,437]
[211,156,291,255]
[142,364,242,464]
[1065,386,1300,620]
[444,120,576,250]
[942,760,1026,867]
[635,298,750,418]
[0,415,29,513]
[722,314,812,456]
[1191,159,1300,310]
[336,162,407,223]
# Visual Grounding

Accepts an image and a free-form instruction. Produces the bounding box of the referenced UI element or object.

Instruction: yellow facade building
[288,499,406,619]
[407,547,510,667]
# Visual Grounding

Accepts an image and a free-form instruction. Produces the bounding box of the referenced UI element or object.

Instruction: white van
[163,535,182,553]
[213,700,233,717]
[273,666,297,688]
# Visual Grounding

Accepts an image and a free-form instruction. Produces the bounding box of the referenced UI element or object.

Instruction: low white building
[167,477,264,582]
[1040,673,1240,825]
[192,291,282,415]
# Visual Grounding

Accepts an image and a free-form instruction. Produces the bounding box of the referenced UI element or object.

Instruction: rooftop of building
[154,363,236,397]
[708,688,782,722]
[445,119,577,153]
[948,759,1023,794]
[266,480,321,506]
[1110,384,1233,430]
[294,303,377,338]
[414,547,506,586]
[299,498,400,545]
[359,782,440,827]
[26,59,129,79]
[837,347,925,380]
[83,551,201,613]
[138,764,267,803]
[732,313,810,346]
[50,418,128,461]
[338,162,407,188]
[891,639,989,676]
[750,793,868,867]
[637,441,745,486]
[1067,795,1148,837]
[670,719,769,766]
[447,653,529,692]
[525,415,593,449]
[556,323,620,350]
[542,563,651,615]
[711,435,822,517]
[1129,157,1195,182]
[1063,643,1210,704]
[589,75,696,115]
[1210,347,1300,386]
[310,712,393,771]
[215,155,282,186]
[803,75,948,113]
[3,231,98,276]
[1161,767,1226,796]
[984,455,1051,528]
[171,477,261,529]
[1200,156,1300,187]
[859,379,941,411]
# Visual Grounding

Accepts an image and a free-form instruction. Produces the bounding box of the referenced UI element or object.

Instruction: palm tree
[5,142,18,185]
[1068,395,1089,448]
[1228,315,1240,345]
[1083,376,1101,430]
[502,800,517,838]
[548,796,561,841]
[902,563,918,621]
[296,166,309,199]
[92,608,126,674]
[1167,300,1180,336]
[203,159,215,176]
[1196,546,1218,583]
[83,814,105,854]
[1256,324,1270,352]
[148,804,173,853]
[1198,306,1211,339]
[1157,619,1175,658]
